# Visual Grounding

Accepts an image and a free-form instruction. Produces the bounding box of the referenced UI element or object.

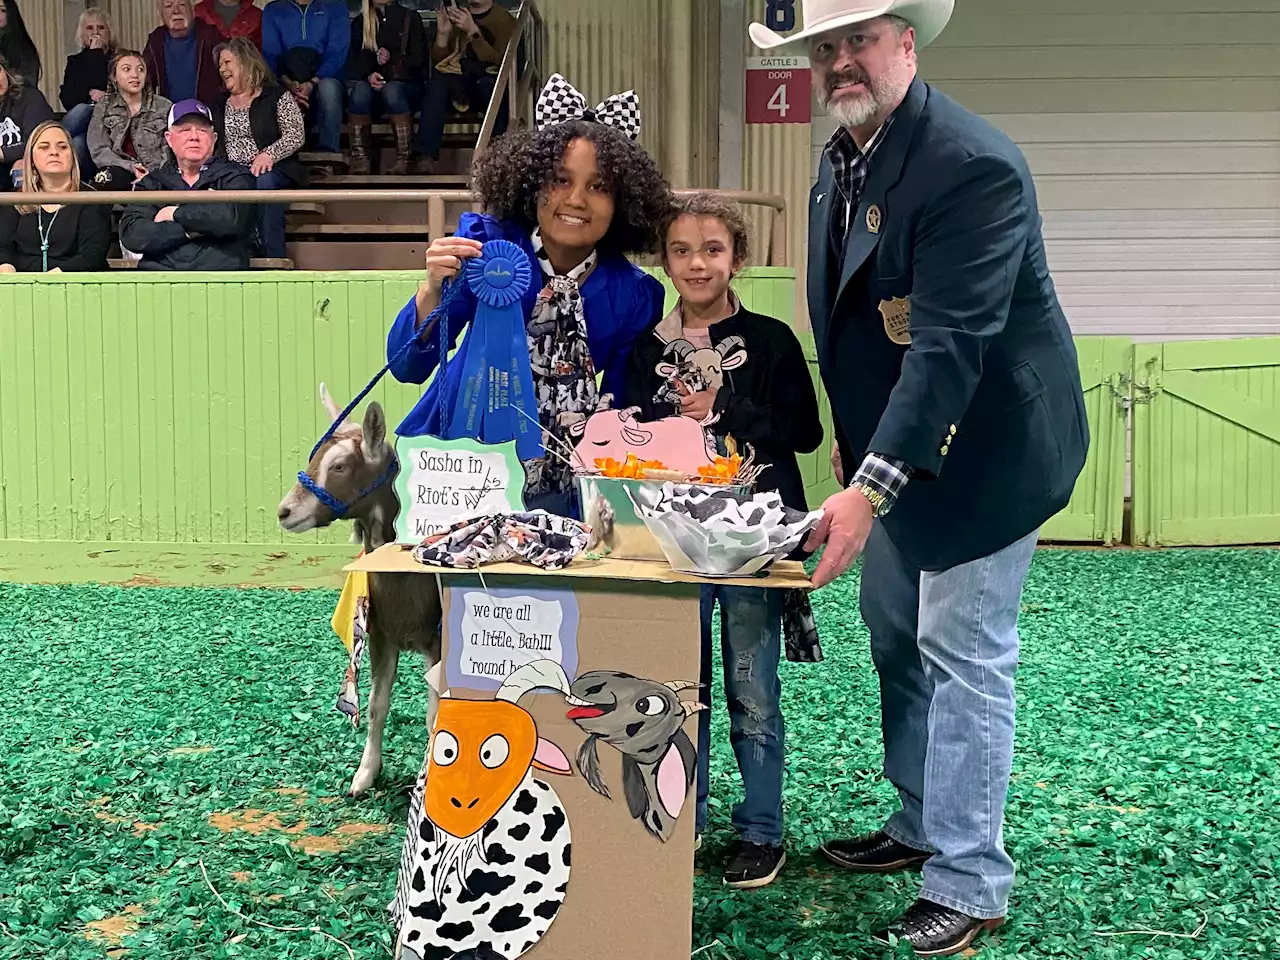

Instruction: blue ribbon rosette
[433,239,543,461]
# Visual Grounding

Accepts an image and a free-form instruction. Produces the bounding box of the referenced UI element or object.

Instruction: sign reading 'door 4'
[745,56,811,124]
[393,435,527,543]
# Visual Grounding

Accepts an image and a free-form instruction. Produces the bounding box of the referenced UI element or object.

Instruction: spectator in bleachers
[416,0,513,171]
[0,53,53,190]
[0,0,39,88]
[195,0,263,47]
[261,0,349,157]
[59,8,116,174]
[87,50,173,190]
[212,37,304,259]
[144,0,223,105]
[345,0,426,174]
[120,99,256,270]
[0,120,111,273]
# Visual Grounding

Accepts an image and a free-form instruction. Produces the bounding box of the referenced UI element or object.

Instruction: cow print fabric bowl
[626,483,823,577]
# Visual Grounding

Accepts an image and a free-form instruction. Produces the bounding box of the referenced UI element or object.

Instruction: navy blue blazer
[810,76,1089,571]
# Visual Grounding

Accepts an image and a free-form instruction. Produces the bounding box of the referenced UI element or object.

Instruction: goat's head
[276,382,399,550]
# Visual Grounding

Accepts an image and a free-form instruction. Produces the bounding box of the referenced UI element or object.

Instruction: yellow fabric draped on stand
[332,570,370,653]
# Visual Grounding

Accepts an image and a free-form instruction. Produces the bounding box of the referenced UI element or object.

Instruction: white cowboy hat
[749,0,955,53]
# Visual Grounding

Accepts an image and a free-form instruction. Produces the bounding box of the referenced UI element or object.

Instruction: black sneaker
[723,841,786,889]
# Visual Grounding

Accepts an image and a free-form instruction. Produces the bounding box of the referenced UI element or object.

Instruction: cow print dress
[392,769,572,960]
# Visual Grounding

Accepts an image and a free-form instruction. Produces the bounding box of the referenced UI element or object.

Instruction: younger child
[623,194,823,888]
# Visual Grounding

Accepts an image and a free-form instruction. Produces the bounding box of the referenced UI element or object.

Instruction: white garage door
[809,0,1280,342]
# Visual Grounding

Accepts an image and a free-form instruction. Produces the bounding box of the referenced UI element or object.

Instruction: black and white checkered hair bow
[535,73,641,140]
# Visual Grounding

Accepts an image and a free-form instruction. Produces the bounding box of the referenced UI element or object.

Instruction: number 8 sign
[745,56,811,125]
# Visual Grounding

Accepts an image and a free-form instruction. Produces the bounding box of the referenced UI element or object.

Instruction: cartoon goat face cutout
[655,334,748,396]
[566,670,706,843]
[395,660,579,960]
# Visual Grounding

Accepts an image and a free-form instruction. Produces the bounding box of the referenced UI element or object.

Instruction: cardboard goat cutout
[393,660,583,960]
[565,670,706,843]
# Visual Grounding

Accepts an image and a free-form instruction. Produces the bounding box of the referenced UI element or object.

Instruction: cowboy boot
[387,113,413,175]
[347,114,372,174]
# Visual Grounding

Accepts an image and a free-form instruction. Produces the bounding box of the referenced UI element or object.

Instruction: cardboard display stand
[348,546,811,960]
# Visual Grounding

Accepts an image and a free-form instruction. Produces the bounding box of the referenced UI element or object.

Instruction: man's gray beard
[819,60,915,131]
[826,93,879,130]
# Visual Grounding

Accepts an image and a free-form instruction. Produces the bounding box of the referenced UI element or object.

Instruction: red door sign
[745,56,811,125]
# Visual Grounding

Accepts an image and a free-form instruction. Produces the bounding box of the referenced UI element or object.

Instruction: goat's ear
[320,382,343,422]
[363,401,387,451]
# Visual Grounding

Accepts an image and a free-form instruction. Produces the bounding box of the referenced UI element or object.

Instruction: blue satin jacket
[387,212,667,439]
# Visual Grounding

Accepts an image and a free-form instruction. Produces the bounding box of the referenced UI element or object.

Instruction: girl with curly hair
[385,73,673,518]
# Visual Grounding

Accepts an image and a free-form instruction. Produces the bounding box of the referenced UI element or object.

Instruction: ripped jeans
[695,585,785,847]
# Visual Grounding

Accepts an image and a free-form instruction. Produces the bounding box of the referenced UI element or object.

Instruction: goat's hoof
[349,766,379,798]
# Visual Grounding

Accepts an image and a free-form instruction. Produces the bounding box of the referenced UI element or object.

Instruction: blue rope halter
[297,278,464,518]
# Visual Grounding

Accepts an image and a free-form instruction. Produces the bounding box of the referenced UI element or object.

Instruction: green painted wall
[0,271,1167,554]
[0,270,795,547]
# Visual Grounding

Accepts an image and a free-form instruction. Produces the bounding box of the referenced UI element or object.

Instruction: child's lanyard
[38,207,61,273]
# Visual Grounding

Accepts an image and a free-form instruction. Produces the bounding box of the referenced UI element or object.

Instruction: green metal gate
[1131,337,1280,547]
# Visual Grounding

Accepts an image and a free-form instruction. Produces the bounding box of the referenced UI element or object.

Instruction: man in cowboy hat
[751,0,1089,955]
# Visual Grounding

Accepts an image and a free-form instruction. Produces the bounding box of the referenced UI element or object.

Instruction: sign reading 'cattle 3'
[745,56,811,124]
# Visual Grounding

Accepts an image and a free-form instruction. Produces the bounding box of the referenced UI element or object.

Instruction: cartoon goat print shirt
[651,302,749,410]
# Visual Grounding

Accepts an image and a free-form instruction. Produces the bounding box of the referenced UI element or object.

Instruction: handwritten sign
[445,585,579,690]
[393,436,527,544]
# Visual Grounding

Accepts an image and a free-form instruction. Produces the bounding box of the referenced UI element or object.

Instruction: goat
[277,383,443,798]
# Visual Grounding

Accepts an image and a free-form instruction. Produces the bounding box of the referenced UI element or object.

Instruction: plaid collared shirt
[823,117,911,517]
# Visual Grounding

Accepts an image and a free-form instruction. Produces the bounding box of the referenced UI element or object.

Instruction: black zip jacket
[119,157,256,271]
[621,300,824,511]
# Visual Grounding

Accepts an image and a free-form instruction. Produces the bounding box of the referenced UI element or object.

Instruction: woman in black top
[211,38,305,259]
[59,8,116,173]
[0,54,53,190]
[0,120,112,273]
[345,0,426,174]
[0,0,39,88]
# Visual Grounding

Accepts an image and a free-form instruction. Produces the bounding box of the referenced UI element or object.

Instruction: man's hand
[804,486,875,588]
[831,443,844,486]
[676,380,716,422]
[369,72,386,91]
[376,46,391,65]
[250,151,275,176]
[154,205,178,223]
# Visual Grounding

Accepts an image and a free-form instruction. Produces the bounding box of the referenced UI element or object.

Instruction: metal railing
[0,188,789,267]
[474,0,544,156]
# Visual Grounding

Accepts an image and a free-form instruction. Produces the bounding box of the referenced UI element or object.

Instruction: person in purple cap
[118,97,256,270]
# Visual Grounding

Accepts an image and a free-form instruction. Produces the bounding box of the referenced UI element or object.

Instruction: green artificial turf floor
[1,548,1278,959]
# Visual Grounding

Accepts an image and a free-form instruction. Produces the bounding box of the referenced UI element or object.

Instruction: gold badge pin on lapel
[878,296,912,345]
[866,204,882,234]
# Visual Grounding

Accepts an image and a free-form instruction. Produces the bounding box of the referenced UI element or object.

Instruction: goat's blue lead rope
[297,278,464,516]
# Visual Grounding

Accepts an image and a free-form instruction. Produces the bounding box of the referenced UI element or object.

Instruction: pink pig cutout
[568,406,719,475]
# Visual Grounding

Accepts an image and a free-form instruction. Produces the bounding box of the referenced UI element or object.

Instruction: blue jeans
[347,79,413,117]
[695,584,785,847]
[860,521,1039,920]
[305,76,344,153]
[62,102,95,173]
[253,168,295,259]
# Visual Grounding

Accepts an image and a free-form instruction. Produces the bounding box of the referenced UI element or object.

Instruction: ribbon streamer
[434,239,542,460]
